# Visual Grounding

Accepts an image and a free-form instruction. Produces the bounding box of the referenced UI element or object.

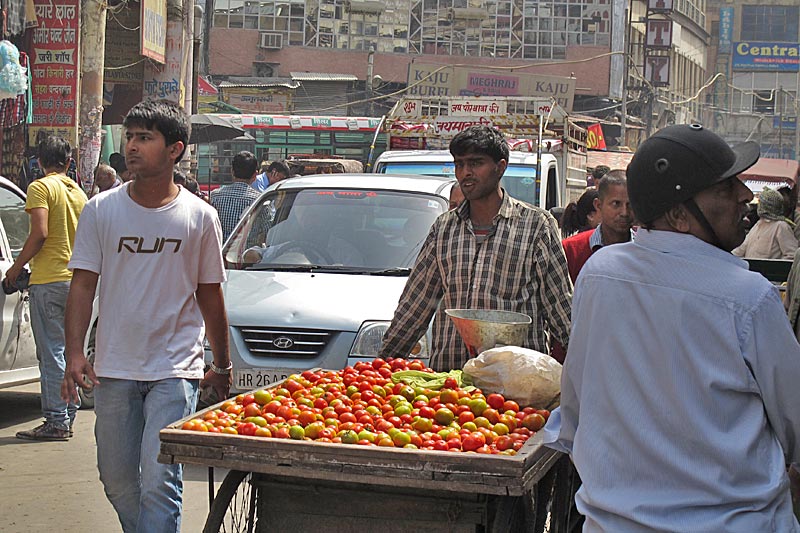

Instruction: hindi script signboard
[30,0,80,145]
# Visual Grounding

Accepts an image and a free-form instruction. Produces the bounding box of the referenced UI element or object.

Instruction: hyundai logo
[273,336,294,349]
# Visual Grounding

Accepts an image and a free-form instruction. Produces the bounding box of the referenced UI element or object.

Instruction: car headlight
[351,321,429,359]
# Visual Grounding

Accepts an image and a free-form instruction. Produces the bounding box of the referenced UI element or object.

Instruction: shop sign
[143,21,184,103]
[30,0,79,145]
[141,0,166,63]
[773,116,797,131]
[719,7,733,51]
[645,55,671,86]
[407,63,576,111]
[586,124,607,150]
[105,3,142,84]
[223,88,292,113]
[733,42,799,72]
[646,19,673,49]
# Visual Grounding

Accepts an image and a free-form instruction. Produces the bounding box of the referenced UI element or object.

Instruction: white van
[373,149,562,209]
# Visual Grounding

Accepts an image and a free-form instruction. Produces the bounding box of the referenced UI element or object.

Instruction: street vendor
[544,124,800,531]
[378,125,572,371]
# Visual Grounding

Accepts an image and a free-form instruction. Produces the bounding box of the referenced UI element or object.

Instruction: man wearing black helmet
[543,124,800,532]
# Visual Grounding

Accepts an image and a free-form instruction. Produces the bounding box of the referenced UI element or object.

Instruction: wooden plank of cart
[159,378,581,533]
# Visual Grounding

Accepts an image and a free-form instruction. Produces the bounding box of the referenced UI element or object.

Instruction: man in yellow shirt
[4,134,87,440]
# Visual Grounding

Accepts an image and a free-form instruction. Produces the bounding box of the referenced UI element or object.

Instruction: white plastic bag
[462,346,561,407]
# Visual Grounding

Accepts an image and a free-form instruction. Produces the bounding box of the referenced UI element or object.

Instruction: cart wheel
[203,470,259,533]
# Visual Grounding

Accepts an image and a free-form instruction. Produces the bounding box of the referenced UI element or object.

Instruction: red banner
[586,123,607,150]
[30,0,80,144]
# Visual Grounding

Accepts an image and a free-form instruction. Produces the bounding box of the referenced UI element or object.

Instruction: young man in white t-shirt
[61,99,231,533]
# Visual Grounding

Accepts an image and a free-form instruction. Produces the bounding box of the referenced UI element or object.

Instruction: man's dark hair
[597,174,627,201]
[38,135,71,170]
[449,125,509,163]
[184,178,200,194]
[173,170,188,185]
[109,152,126,173]
[777,186,797,218]
[123,99,190,162]
[232,151,258,180]
[267,160,291,176]
[592,165,611,181]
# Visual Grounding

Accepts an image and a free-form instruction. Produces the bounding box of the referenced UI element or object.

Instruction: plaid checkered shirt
[210,181,261,242]
[379,192,573,371]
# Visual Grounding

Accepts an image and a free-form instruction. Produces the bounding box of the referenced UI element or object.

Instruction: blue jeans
[95,377,199,533]
[29,281,77,430]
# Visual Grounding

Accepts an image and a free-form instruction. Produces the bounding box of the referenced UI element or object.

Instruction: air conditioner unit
[259,32,283,49]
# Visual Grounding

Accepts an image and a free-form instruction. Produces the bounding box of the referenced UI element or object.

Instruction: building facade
[706,0,799,158]
[207,0,713,147]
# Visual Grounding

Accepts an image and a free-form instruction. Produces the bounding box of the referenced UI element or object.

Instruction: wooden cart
[160,407,581,532]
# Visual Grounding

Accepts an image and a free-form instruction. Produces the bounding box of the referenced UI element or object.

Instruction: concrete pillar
[78,0,108,193]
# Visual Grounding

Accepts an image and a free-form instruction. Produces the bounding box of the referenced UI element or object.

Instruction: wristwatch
[209,361,233,375]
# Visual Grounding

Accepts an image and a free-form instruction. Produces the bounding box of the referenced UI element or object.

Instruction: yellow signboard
[140,0,166,63]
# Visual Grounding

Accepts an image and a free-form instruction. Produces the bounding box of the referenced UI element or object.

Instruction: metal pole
[203,0,213,75]
[620,0,633,148]
[192,5,203,115]
[778,87,783,159]
[536,117,543,206]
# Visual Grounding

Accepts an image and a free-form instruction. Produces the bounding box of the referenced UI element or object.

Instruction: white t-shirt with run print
[68,183,226,381]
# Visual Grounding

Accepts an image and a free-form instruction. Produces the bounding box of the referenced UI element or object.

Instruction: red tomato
[443,377,459,390]
[418,406,436,419]
[457,411,475,425]
[339,412,357,424]
[502,400,520,413]
[494,435,515,451]
[238,422,258,436]
[243,403,261,418]
[486,393,505,410]
[462,432,486,452]
[433,440,449,451]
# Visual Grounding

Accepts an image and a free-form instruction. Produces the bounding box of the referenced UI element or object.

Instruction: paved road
[0,382,223,533]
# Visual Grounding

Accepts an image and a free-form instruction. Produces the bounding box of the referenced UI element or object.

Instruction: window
[741,6,799,42]
[753,89,775,114]
[0,187,29,258]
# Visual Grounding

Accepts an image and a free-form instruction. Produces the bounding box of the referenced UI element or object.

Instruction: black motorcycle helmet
[627,124,760,224]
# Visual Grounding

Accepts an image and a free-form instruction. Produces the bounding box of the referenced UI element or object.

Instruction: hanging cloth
[0,40,27,99]
[0,50,28,128]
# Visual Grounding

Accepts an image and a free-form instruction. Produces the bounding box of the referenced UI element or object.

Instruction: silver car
[219,173,454,394]
[0,176,38,389]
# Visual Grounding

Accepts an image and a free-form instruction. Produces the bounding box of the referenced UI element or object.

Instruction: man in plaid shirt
[379,125,573,371]
[211,151,261,241]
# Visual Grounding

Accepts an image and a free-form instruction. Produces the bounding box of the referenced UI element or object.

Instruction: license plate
[235,368,292,390]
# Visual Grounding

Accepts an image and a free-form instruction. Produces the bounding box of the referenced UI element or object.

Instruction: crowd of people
[6,103,800,532]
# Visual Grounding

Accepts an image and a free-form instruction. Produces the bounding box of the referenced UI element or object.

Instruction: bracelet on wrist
[209,361,233,375]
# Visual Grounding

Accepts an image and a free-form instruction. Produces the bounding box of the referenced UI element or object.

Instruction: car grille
[239,327,331,358]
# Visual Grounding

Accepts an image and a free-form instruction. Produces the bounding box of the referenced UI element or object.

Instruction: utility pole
[778,87,783,159]
[366,45,375,117]
[620,2,633,148]
[192,5,203,115]
[78,0,108,194]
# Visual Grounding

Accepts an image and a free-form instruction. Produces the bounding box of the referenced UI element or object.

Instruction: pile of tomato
[180,358,550,455]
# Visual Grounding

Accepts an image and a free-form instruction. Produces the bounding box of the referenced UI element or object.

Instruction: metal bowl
[445,309,532,357]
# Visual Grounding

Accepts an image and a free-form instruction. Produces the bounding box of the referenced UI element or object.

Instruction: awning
[587,150,634,172]
[739,158,799,186]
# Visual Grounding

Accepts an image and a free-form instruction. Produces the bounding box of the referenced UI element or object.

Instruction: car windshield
[379,162,539,206]
[225,188,447,271]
